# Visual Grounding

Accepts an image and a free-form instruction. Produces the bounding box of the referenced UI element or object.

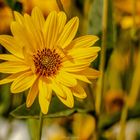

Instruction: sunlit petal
[38,78,52,114]
[0,61,30,73]
[56,17,79,48]
[11,71,36,93]
[26,79,39,108]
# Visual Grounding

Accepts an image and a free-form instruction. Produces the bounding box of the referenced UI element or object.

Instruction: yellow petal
[14,11,24,25]
[31,7,45,30]
[66,35,99,50]
[10,22,35,52]
[0,71,26,85]
[31,7,45,48]
[0,61,30,73]
[0,35,23,58]
[57,12,67,35]
[63,61,89,72]
[26,79,39,108]
[68,47,100,59]
[24,14,42,50]
[57,85,74,108]
[39,78,52,100]
[56,17,79,48]
[71,84,87,99]
[78,68,101,79]
[52,81,66,99]
[0,54,24,62]
[63,55,98,72]
[56,71,77,87]
[44,11,58,49]
[11,71,36,93]
[38,78,52,114]
[69,73,91,83]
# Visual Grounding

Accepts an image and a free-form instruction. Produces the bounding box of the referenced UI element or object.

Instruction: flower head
[0,7,100,114]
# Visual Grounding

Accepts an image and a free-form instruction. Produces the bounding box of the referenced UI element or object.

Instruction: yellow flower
[72,113,96,140]
[0,7,100,114]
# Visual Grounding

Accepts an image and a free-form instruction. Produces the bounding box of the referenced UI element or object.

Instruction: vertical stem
[95,0,108,115]
[117,104,128,140]
[118,1,138,140]
[56,0,65,12]
[56,0,68,19]
[38,112,43,140]
[132,0,137,38]
[11,10,15,21]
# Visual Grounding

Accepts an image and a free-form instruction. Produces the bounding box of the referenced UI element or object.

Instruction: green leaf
[5,0,23,13]
[99,103,140,131]
[88,0,103,35]
[106,0,116,49]
[10,96,88,119]
[88,0,116,49]
[0,84,10,115]
[5,0,15,9]
[13,1,23,13]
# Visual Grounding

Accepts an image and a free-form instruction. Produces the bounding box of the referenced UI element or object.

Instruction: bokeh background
[0,0,140,140]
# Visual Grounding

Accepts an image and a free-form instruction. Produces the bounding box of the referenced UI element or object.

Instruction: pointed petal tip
[40,103,50,114]
[91,35,99,42]
[73,16,79,25]
[26,100,31,108]
[10,87,18,94]
[93,46,101,52]
[32,6,43,16]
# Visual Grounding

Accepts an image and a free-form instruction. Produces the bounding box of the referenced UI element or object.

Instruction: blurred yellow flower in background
[104,90,125,114]
[72,113,96,140]
[22,0,71,16]
[121,16,140,29]
[115,0,140,14]
[0,7,100,114]
[0,1,13,33]
[115,0,140,29]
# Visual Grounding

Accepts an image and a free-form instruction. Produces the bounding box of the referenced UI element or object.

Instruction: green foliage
[88,0,116,49]
[5,0,23,12]
[99,103,140,131]
[88,0,103,35]
[0,84,10,115]
[10,96,88,119]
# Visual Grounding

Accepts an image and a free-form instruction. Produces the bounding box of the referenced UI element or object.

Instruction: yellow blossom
[72,113,96,140]
[0,7,100,114]
[0,6,13,33]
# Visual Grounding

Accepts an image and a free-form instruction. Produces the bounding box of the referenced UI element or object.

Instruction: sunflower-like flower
[0,7,100,114]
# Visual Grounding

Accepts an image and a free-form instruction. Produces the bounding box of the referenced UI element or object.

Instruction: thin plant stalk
[56,0,68,19]
[95,0,108,115]
[117,104,128,140]
[118,0,138,140]
[38,112,43,140]
[128,0,140,107]
[56,0,66,12]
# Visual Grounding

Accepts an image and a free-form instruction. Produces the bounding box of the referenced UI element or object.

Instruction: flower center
[33,48,62,77]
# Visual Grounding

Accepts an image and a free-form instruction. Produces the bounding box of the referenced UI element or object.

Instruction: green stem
[131,0,137,39]
[11,10,15,21]
[95,0,108,115]
[117,104,128,140]
[118,1,138,140]
[56,0,65,12]
[56,0,69,19]
[38,112,43,140]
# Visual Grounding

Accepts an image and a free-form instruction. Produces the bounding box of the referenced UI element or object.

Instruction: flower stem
[38,112,43,140]
[95,0,108,115]
[56,0,65,12]
[118,1,138,140]
[56,0,69,19]
[117,104,128,140]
